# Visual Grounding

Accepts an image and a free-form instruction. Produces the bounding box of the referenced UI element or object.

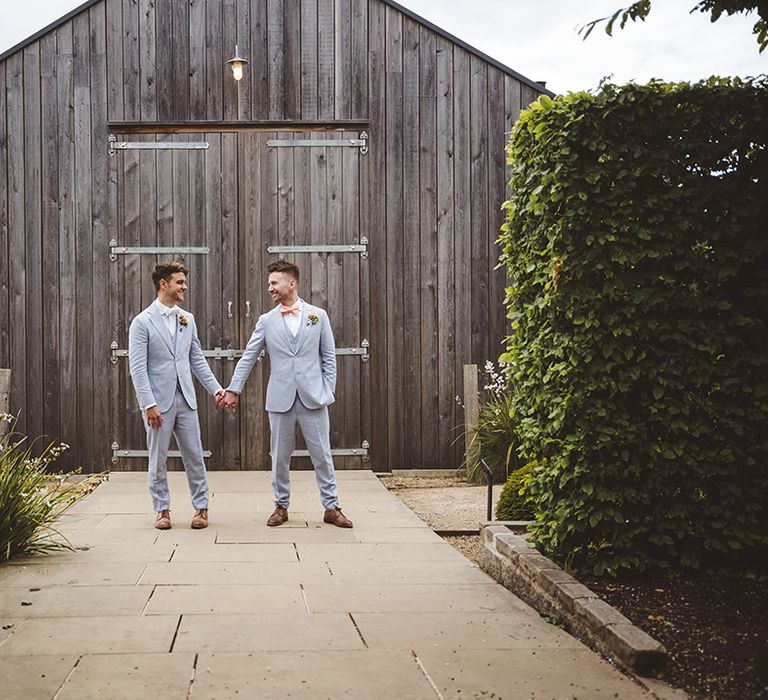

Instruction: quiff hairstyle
[152,261,188,291]
[267,259,300,282]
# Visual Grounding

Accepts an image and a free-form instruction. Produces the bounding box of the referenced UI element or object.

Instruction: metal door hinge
[292,440,369,459]
[109,239,209,262]
[109,134,209,153]
[267,237,368,260]
[111,441,212,465]
[267,131,368,155]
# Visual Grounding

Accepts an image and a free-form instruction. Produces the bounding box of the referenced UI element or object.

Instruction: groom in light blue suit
[220,259,353,528]
[128,261,225,530]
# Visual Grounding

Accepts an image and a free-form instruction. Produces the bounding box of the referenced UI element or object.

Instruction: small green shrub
[0,419,90,560]
[496,462,536,520]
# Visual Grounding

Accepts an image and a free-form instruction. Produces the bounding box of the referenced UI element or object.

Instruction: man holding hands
[219,260,352,528]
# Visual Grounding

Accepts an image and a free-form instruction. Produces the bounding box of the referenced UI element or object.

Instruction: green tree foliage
[499,77,768,575]
[580,1,768,52]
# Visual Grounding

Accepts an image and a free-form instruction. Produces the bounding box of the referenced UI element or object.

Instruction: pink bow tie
[281,305,300,315]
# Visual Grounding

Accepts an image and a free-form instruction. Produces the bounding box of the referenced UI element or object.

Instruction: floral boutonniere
[307,313,319,326]
[178,314,189,331]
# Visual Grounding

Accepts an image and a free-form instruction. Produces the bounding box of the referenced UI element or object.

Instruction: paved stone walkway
[0,471,648,699]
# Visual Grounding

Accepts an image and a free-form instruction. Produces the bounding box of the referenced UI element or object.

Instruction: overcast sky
[1,0,764,94]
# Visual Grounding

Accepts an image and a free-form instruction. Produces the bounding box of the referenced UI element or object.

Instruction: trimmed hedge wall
[499,78,768,575]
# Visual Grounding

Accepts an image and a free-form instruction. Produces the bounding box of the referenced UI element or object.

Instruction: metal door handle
[245,301,252,318]
[227,301,233,319]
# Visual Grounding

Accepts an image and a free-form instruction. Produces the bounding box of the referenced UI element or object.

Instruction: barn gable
[0,0,549,471]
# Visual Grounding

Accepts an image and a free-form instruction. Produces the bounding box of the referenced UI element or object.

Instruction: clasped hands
[215,390,239,412]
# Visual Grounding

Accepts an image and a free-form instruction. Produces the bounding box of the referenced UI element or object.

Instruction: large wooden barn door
[110,133,240,471]
[237,130,371,470]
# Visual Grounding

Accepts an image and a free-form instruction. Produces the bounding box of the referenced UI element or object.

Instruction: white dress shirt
[144,300,180,411]
[283,299,302,337]
[155,299,179,338]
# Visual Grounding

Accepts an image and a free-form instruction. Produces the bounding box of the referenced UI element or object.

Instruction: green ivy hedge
[499,77,768,575]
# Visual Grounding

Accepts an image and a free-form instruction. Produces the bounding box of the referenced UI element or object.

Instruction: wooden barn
[0,0,550,472]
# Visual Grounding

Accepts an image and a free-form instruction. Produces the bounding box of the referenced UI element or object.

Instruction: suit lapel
[295,300,311,354]
[273,306,293,350]
[148,306,175,355]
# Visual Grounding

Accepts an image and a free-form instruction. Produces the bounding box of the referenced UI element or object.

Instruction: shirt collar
[154,299,179,316]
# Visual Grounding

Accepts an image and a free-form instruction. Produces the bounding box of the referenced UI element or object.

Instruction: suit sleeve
[319,310,337,395]
[227,314,267,394]
[189,316,224,396]
[128,316,157,410]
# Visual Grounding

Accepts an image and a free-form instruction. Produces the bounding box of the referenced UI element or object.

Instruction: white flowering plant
[0,414,94,560]
[465,361,523,484]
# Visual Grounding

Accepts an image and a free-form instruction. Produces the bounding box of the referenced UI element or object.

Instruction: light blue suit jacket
[228,300,337,413]
[128,303,222,413]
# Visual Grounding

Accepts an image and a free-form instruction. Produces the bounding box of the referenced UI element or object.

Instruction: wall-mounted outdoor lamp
[227,45,248,81]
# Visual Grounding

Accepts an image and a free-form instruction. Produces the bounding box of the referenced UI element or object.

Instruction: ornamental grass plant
[465,362,523,484]
[0,415,91,561]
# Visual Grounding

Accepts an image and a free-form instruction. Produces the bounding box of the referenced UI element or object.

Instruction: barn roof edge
[0,0,102,63]
[1,0,555,98]
[380,0,554,97]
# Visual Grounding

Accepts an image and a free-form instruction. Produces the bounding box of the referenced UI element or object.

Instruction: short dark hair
[152,261,188,291]
[267,259,300,282]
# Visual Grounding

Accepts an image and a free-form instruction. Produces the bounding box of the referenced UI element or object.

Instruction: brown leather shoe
[155,510,171,530]
[323,507,353,528]
[191,508,208,529]
[267,506,288,527]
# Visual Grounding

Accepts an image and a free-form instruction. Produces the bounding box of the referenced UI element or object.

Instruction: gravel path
[378,474,503,565]
[378,474,502,531]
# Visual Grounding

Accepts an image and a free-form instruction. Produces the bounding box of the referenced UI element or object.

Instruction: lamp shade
[227,44,248,81]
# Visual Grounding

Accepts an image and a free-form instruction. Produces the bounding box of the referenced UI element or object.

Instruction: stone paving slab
[56,652,196,700]
[0,544,175,565]
[216,526,357,544]
[145,584,307,615]
[170,543,298,562]
[353,611,583,651]
[61,528,159,545]
[191,650,438,699]
[0,655,78,700]
[359,498,414,512]
[417,648,649,699]
[294,542,466,562]
[325,560,492,584]
[0,562,146,587]
[302,582,535,614]
[0,615,179,655]
[51,513,108,530]
[173,613,363,652]
[67,496,153,514]
[0,585,151,618]
[139,561,331,585]
[353,527,444,543]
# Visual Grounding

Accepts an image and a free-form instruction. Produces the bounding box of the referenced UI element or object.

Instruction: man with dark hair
[129,261,225,530]
[220,259,352,528]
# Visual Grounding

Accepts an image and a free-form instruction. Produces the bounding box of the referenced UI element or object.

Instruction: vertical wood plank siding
[0,0,548,471]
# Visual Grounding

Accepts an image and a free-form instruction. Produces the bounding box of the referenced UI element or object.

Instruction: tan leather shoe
[267,506,288,527]
[323,507,353,528]
[191,508,208,529]
[155,510,171,530]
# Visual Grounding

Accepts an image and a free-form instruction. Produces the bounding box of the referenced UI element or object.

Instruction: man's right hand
[218,390,239,412]
[146,406,163,430]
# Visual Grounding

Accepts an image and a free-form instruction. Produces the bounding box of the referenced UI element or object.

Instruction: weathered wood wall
[0,0,548,471]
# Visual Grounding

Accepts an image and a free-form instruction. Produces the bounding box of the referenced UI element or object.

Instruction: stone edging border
[478,523,687,699]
